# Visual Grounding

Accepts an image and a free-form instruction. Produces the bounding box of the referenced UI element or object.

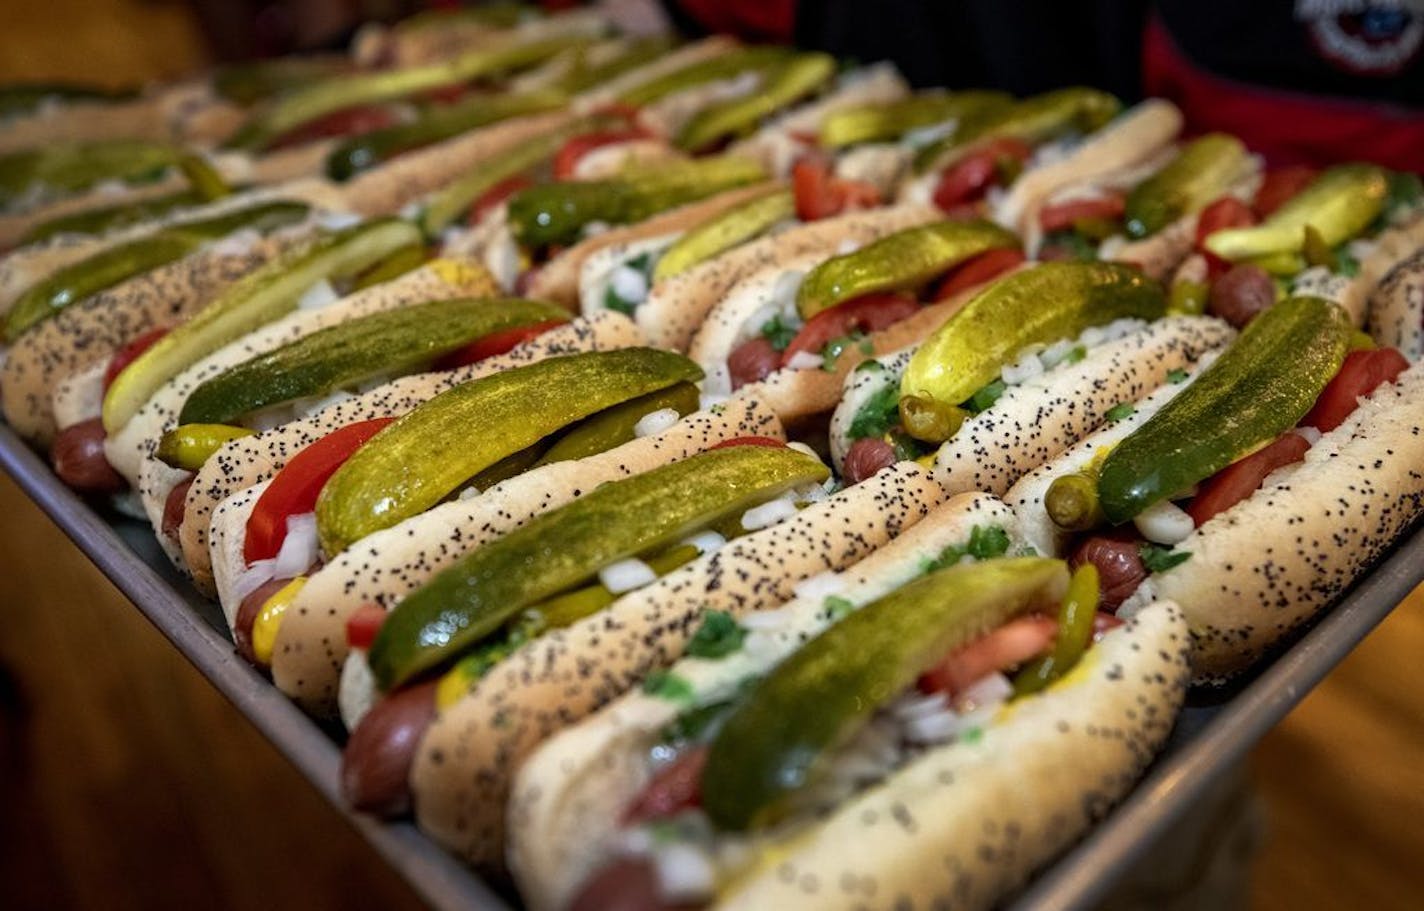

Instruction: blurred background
[0,1,1421,909]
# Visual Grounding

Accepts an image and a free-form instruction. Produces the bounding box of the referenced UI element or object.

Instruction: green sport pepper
[366,444,828,689]
[1123,133,1250,239]
[101,217,422,434]
[155,423,256,471]
[176,297,568,426]
[1096,295,1352,524]
[901,261,1165,410]
[314,347,704,554]
[796,219,1021,319]
[700,556,1067,830]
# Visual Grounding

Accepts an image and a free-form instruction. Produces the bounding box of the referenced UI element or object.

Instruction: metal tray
[4,420,1421,911]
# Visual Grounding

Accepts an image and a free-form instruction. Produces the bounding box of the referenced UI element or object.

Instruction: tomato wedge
[104,327,169,391]
[346,603,387,650]
[1254,165,1319,219]
[792,153,881,221]
[1187,431,1311,527]
[467,174,536,225]
[244,418,395,564]
[710,436,785,450]
[932,248,1026,301]
[917,615,1058,698]
[1194,195,1258,279]
[622,744,708,825]
[1038,192,1126,233]
[553,127,651,180]
[1300,347,1408,433]
[433,319,567,370]
[270,104,401,150]
[779,292,919,367]
[931,137,1033,212]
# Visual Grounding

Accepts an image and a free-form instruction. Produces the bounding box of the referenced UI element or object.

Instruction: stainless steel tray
[4,421,1421,911]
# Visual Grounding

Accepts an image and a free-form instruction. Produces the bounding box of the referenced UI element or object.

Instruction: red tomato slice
[709,436,786,450]
[779,292,920,367]
[932,248,1026,301]
[269,104,401,150]
[421,83,471,105]
[931,137,1033,212]
[244,418,396,564]
[467,174,535,225]
[1187,432,1311,527]
[917,615,1058,698]
[552,128,651,180]
[433,320,567,370]
[104,327,169,391]
[1300,347,1409,433]
[346,603,387,650]
[1194,196,1258,279]
[1253,165,1319,218]
[622,744,708,824]
[1038,192,1126,233]
[791,153,882,221]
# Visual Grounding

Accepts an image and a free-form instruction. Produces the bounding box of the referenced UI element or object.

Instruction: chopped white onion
[784,350,823,371]
[273,512,319,577]
[317,211,362,231]
[338,650,376,732]
[787,441,819,460]
[653,842,717,903]
[232,558,279,602]
[634,407,680,438]
[1039,338,1077,369]
[681,530,726,555]
[792,570,846,602]
[836,237,862,255]
[599,557,657,594]
[901,118,957,150]
[296,279,340,311]
[957,672,1013,712]
[892,690,953,721]
[769,268,806,312]
[208,228,262,258]
[903,705,965,745]
[1133,498,1195,545]
[458,485,480,501]
[610,262,650,305]
[739,605,795,631]
[740,495,797,531]
[1001,349,1045,385]
[582,220,611,238]
[1293,426,1322,446]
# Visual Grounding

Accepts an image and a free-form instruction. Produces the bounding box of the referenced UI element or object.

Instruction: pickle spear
[796,219,1021,319]
[366,444,829,688]
[1123,133,1250,239]
[19,188,208,244]
[701,557,1068,830]
[0,82,135,119]
[914,87,1121,174]
[230,34,593,151]
[0,140,181,209]
[212,57,350,106]
[532,381,701,466]
[675,52,836,152]
[1096,296,1352,523]
[1204,164,1389,262]
[819,89,1013,149]
[902,261,1166,408]
[102,218,422,433]
[324,88,567,181]
[651,186,792,281]
[177,297,568,425]
[550,36,675,95]
[314,348,704,554]
[507,155,765,249]
[4,200,310,340]
[616,46,793,107]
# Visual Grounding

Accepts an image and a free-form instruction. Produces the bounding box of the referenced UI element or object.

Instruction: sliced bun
[1366,247,1424,360]
[410,462,947,868]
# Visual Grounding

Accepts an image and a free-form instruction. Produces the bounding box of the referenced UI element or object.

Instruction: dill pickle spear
[4,200,309,340]
[819,89,1013,148]
[212,57,349,106]
[1097,296,1351,523]
[367,444,828,688]
[325,89,567,181]
[652,186,791,282]
[1204,164,1389,262]
[552,36,675,95]
[315,348,704,554]
[701,557,1067,831]
[913,87,1121,174]
[533,381,701,466]
[0,82,134,119]
[0,140,181,208]
[796,219,1021,319]
[901,261,1165,408]
[19,188,211,244]
[177,297,567,426]
[617,46,793,107]
[1123,133,1250,239]
[675,52,836,152]
[507,155,765,249]
[230,34,593,151]
[102,218,422,433]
